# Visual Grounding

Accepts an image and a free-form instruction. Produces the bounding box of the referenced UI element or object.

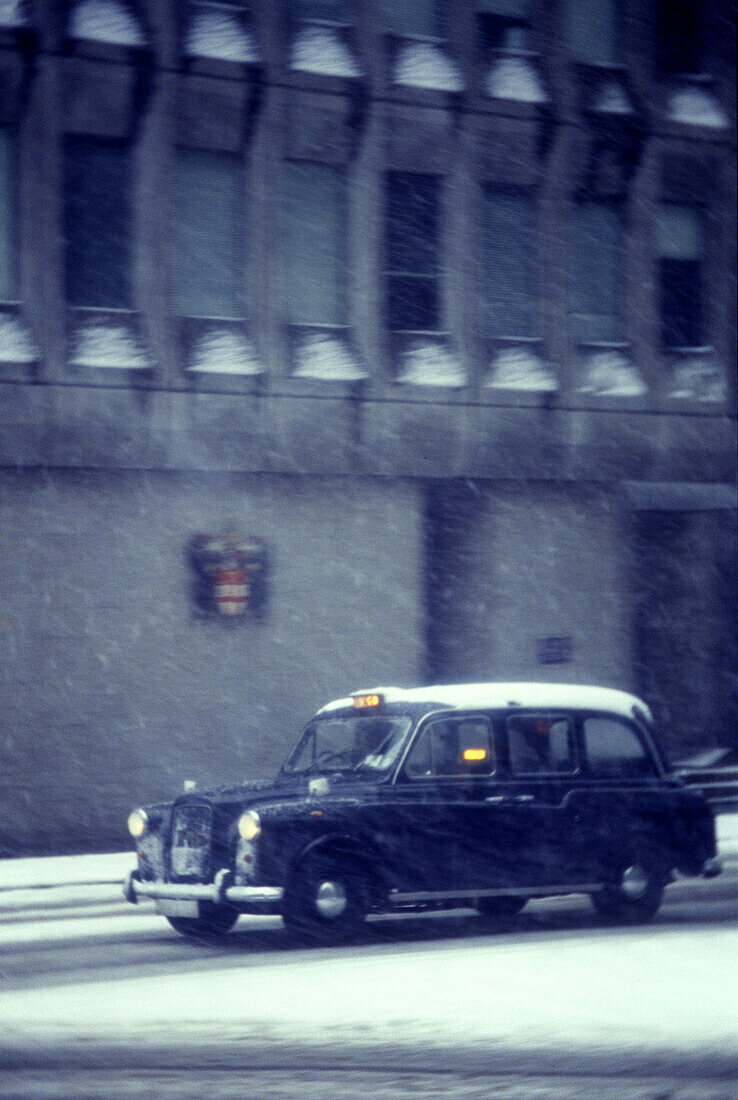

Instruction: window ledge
[393,332,466,388]
[287,324,366,383]
[290,23,361,80]
[0,302,39,378]
[575,343,648,399]
[180,317,264,392]
[67,307,153,376]
[484,339,557,394]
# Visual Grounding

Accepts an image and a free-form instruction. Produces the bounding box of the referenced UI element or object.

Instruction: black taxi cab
[123,682,722,941]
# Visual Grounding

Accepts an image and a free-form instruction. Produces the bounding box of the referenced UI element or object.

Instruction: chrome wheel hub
[621,864,650,899]
[315,880,347,919]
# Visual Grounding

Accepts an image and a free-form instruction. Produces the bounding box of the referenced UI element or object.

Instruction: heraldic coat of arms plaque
[188,534,270,621]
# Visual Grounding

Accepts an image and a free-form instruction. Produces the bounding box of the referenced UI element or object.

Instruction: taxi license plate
[155,899,199,918]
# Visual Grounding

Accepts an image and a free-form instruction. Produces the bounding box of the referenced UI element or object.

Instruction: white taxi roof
[318,682,652,722]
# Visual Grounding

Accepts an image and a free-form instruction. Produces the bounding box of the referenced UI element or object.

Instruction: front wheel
[590,860,665,924]
[166,901,239,939]
[282,856,367,944]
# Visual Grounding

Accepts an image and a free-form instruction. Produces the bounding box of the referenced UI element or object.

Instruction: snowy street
[1,836,737,1099]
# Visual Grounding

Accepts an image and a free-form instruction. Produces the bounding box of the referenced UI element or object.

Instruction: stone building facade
[0,0,735,852]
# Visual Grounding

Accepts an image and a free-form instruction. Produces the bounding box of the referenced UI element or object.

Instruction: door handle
[514,794,535,803]
[485,795,507,803]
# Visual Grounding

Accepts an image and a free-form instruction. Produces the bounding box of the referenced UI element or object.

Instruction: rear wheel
[166,901,239,939]
[282,855,367,944]
[590,859,666,924]
[476,896,527,920]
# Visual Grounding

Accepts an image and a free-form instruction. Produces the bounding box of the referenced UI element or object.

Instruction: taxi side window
[405,717,494,778]
[583,717,656,777]
[507,715,576,775]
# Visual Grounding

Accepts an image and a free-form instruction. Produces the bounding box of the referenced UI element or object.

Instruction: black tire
[282,855,367,944]
[166,901,239,939]
[476,896,527,920]
[590,858,666,924]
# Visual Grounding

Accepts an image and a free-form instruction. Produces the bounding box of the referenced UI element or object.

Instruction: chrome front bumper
[124,869,283,907]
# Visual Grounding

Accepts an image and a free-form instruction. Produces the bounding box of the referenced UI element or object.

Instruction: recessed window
[507,715,576,775]
[566,0,621,66]
[385,172,440,331]
[571,200,624,342]
[284,161,346,325]
[380,0,439,37]
[477,0,531,52]
[175,149,243,318]
[583,716,656,777]
[656,0,702,75]
[0,128,17,300]
[483,188,534,338]
[64,136,131,309]
[657,203,705,348]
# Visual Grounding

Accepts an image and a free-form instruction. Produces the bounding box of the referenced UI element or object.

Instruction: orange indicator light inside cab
[353,693,382,710]
[463,747,487,763]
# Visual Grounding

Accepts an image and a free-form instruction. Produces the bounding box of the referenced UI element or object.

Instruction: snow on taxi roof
[318,682,652,722]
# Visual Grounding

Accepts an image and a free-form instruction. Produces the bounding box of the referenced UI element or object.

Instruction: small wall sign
[188,534,270,621]
[537,636,574,665]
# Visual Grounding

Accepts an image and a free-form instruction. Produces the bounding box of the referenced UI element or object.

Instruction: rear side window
[507,714,576,775]
[583,717,656,777]
[405,716,495,778]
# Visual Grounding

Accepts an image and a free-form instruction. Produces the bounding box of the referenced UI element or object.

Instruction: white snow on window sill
[669,359,726,402]
[0,313,38,364]
[187,329,263,376]
[668,87,729,128]
[397,341,466,387]
[290,25,360,78]
[70,320,151,370]
[594,78,632,115]
[293,331,366,382]
[69,0,145,47]
[393,42,463,93]
[485,55,547,104]
[0,0,28,27]
[485,345,557,392]
[186,7,259,64]
[579,351,647,397]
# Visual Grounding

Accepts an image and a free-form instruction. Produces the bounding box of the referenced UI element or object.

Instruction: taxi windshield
[282,715,411,777]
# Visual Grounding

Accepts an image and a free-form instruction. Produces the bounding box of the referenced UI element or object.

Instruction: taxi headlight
[238,809,261,841]
[127,808,148,839]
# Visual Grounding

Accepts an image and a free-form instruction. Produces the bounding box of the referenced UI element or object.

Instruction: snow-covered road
[0,818,736,1097]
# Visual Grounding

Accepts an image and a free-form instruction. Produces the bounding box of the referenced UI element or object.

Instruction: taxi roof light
[353,692,383,710]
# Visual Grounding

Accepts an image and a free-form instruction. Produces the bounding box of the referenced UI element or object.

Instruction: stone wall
[0,470,424,854]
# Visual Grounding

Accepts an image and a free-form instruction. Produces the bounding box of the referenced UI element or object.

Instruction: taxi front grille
[169,802,212,881]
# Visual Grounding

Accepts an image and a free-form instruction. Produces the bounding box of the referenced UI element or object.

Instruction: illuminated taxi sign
[463,747,487,763]
[353,693,383,710]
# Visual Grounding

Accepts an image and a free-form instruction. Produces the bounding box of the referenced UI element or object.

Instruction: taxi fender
[288,832,386,898]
